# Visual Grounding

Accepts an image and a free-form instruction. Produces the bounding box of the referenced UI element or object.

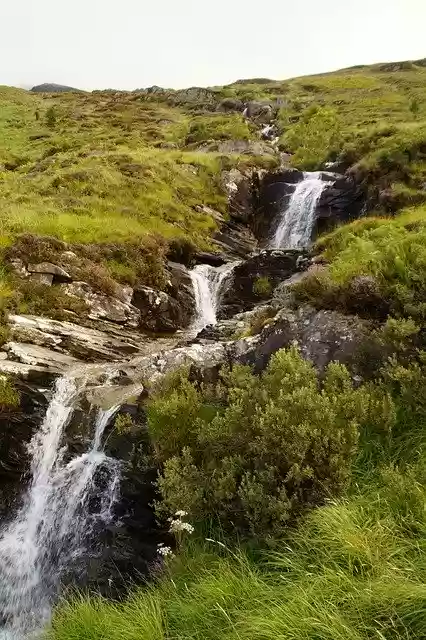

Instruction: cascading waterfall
[0,371,121,639]
[271,172,329,249]
[189,262,238,333]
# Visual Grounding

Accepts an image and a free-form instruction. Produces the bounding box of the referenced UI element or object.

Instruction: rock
[6,314,144,362]
[316,176,366,234]
[252,169,305,242]
[212,220,258,260]
[217,98,244,112]
[27,262,72,283]
[234,305,369,374]
[198,139,275,157]
[220,249,308,316]
[245,101,275,124]
[63,282,140,327]
[341,275,390,319]
[3,342,79,370]
[221,168,255,224]
[131,286,186,333]
[30,273,54,286]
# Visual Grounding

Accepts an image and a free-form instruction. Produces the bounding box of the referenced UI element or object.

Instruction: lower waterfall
[189,262,238,333]
[0,371,121,638]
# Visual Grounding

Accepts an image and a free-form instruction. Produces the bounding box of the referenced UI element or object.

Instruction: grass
[49,458,426,640]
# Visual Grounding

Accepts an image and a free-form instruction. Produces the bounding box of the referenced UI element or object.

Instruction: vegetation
[49,351,426,639]
[3,58,426,638]
[0,375,19,410]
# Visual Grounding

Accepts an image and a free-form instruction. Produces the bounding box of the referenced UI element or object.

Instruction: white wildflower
[175,510,188,518]
[157,543,174,558]
[169,518,194,534]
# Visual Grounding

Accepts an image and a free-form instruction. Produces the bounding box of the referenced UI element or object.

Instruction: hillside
[1,59,426,639]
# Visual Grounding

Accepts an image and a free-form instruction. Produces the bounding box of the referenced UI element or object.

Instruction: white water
[0,372,120,638]
[271,172,329,249]
[189,262,238,333]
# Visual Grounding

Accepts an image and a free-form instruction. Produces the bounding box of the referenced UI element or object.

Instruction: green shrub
[252,275,272,297]
[147,346,391,539]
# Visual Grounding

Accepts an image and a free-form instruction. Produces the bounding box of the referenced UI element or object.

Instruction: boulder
[245,101,275,124]
[212,220,258,261]
[217,98,244,112]
[220,249,309,316]
[166,262,197,327]
[27,262,72,284]
[62,282,140,327]
[131,286,185,333]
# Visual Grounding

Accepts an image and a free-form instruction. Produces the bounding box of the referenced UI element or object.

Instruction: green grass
[49,457,426,640]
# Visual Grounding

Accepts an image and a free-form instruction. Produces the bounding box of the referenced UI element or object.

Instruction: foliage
[280,106,343,170]
[146,346,393,539]
[0,375,19,410]
[294,206,426,322]
[252,275,272,297]
[185,114,251,144]
[49,453,426,640]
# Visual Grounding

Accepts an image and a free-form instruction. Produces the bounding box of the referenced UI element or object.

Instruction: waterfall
[189,262,238,333]
[271,172,329,249]
[0,371,121,638]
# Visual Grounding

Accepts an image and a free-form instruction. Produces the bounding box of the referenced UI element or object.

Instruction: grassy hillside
[2,59,426,639]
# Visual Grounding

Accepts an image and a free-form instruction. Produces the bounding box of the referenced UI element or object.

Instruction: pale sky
[2,0,426,90]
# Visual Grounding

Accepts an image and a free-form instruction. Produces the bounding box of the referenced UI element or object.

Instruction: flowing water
[0,370,121,638]
[189,262,238,333]
[271,172,329,249]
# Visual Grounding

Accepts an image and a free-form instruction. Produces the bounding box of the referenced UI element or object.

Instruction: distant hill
[30,83,83,93]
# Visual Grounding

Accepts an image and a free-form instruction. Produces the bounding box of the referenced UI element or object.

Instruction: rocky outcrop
[62,282,140,327]
[316,175,366,233]
[220,249,309,316]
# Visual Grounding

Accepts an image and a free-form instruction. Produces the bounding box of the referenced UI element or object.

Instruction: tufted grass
[49,455,426,640]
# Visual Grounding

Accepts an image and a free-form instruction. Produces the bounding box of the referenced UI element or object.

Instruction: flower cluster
[157,543,174,558]
[169,518,195,534]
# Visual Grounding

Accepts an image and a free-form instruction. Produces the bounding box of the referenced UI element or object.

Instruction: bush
[147,346,391,539]
[252,275,272,297]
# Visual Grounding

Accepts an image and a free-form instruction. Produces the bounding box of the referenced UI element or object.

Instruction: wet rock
[316,176,366,234]
[131,286,185,333]
[166,261,196,327]
[63,282,140,327]
[212,220,258,260]
[221,249,308,316]
[3,342,79,369]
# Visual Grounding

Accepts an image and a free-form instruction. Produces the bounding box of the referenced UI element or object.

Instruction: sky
[2,0,426,91]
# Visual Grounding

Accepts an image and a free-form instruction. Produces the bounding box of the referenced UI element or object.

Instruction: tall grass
[49,456,426,640]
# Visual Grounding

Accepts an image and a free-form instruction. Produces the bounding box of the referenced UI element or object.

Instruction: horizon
[8,55,426,94]
[2,0,426,91]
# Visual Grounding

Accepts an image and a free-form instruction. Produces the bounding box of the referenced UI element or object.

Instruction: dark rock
[166,262,196,327]
[236,305,369,374]
[31,83,82,93]
[245,101,275,124]
[212,220,258,260]
[220,249,308,316]
[131,287,183,333]
[316,176,366,234]
[194,252,226,267]
[252,169,304,242]
[217,98,244,112]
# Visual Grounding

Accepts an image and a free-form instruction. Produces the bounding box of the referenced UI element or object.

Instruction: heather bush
[147,346,391,539]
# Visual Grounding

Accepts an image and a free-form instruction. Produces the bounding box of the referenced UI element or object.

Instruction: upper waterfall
[189,262,238,333]
[0,370,121,639]
[270,172,329,249]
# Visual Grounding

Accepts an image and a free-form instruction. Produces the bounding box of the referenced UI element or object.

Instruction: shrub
[147,346,391,539]
[252,276,272,297]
